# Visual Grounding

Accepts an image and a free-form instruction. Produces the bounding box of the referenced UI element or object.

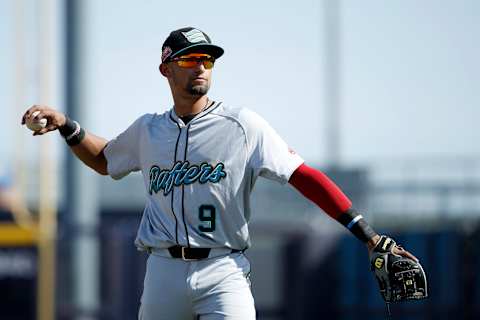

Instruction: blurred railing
[371,181,480,218]
[365,156,480,219]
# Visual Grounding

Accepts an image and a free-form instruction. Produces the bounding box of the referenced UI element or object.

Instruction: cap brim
[171,43,224,59]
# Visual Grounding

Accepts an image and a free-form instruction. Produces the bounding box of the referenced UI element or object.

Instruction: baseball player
[22,27,421,319]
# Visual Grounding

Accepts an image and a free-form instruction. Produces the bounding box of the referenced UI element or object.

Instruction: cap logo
[182,29,208,43]
[161,46,173,61]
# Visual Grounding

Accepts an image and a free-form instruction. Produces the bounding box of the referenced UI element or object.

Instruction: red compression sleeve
[289,163,352,219]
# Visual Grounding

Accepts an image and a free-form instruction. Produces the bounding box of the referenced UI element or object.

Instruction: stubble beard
[187,82,210,96]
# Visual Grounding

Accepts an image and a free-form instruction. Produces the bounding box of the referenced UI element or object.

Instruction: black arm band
[65,127,85,146]
[59,116,86,146]
[59,116,77,137]
[338,208,377,243]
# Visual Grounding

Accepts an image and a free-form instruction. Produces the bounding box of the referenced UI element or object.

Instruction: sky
[1,0,479,177]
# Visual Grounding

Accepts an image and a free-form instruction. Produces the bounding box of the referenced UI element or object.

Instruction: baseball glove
[370,235,428,302]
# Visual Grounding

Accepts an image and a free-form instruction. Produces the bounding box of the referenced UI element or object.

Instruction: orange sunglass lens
[175,54,214,69]
[177,60,197,68]
[203,60,214,69]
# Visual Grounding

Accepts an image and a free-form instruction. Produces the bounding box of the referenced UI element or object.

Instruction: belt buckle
[181,247,196,261]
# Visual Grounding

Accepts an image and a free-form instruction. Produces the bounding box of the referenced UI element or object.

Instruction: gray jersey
[104,102,304,250]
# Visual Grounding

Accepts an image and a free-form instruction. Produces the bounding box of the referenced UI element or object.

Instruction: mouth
[192,77,207,83]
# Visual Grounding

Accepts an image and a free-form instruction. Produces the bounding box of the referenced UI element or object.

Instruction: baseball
[26,111,47,132]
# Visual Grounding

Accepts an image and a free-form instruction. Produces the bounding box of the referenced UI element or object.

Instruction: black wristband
[65,127,85,146]
[59,116,77,137]
[338,208,377,243]
[59,116,85,146]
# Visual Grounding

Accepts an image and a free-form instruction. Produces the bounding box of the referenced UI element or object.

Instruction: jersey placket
[173,120,192,248]
[169,103,221,248]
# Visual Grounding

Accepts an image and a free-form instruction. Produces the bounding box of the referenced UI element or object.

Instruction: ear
[159,63,170,77]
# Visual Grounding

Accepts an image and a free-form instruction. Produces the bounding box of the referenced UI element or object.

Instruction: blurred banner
[0,223,37,319]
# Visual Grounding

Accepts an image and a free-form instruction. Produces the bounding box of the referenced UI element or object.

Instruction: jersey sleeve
[241,109,304,184]
[103,115,146,180]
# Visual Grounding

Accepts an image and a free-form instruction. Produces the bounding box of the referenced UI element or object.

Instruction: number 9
[199,205,216,232]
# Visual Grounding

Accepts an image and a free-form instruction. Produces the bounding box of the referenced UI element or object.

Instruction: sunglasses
[170,53,215,69]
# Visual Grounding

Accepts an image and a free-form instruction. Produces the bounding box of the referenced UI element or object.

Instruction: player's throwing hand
[21,105,67,136]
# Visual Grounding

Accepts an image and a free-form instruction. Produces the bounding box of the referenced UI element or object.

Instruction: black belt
[167,246,241,260]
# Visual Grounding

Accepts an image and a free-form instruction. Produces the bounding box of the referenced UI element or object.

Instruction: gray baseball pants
[138,251,256,320]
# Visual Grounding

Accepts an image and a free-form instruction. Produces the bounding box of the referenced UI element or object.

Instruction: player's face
[163,53,214,97]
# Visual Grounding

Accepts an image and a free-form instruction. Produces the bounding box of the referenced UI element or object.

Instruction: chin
[188,85,209,96]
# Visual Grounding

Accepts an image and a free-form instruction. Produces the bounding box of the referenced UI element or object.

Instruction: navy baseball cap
[161,27,224,62]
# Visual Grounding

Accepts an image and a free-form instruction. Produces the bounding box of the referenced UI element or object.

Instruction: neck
[173,95,209,117]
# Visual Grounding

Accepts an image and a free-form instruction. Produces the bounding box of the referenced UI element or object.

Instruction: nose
[193,61,206,72]
[191,63,207,77]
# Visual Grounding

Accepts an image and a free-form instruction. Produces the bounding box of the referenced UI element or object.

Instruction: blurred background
[1,0,479,319]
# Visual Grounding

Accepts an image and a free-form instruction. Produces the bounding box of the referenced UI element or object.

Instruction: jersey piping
[182,124,191,248]
[170,113,181,244]
[168,101,223,126]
